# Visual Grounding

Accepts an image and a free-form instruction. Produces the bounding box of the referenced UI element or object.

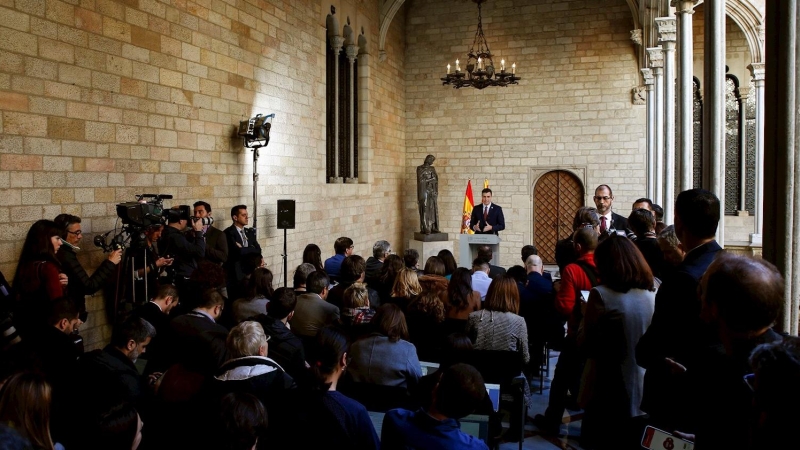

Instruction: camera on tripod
[94,193,174,252]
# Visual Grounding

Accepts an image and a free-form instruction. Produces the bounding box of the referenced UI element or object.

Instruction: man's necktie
[483,206,488,222]
[600,216,607,234]
[241,229,248,247]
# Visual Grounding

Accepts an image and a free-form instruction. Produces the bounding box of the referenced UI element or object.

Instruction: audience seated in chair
[232,267,273,324]
[346,304,422,389]
[209,392,268,450]
[299,326,379,449]
[381,363,490,450]
[339,282,376,342]
[252,287,308,383]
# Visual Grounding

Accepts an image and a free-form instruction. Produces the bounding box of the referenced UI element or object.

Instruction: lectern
[459,234,501,268]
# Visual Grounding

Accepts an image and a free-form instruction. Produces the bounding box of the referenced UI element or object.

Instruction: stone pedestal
[409,237,453,264]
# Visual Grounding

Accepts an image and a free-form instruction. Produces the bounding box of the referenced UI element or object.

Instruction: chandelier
[442,0,519,90]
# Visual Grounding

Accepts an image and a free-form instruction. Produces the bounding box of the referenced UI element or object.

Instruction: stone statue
[417,155,440,234]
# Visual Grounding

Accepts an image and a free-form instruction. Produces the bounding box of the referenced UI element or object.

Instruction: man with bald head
[687,253,784,448]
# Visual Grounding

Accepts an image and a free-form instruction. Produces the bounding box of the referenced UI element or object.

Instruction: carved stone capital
[671,0,699,15]
[646,47,664,68]
[632,86,647,105]
[738,86,751,99]
[330,36,345,53]
[748,62,765,81]
[641,68,655,86]
[655,18,677,43]
[630,29,643,46]
[379,50,387,62]
[345,44,358,63]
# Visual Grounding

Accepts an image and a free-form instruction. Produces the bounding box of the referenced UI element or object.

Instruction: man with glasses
[592,184,628,237]
[193,201,228,266]
[54,214,122,321]
[323,236,354,282]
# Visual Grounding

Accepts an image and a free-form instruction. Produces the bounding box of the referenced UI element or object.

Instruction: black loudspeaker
[277,200,296,229]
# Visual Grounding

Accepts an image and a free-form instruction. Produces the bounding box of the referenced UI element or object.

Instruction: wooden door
[533,171,584,264]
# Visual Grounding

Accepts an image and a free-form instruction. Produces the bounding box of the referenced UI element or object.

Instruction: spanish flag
[461,180,475,234]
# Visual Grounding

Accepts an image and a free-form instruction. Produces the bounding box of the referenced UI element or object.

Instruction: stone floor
[498,350,587,450]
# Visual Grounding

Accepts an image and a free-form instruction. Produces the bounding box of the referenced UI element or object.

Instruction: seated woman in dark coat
[299,327,379,449]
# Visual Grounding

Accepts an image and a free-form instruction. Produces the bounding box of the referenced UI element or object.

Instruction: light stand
[277,199,295,288]
[238,114,275,235]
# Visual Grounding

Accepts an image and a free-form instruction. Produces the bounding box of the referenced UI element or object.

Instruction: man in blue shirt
[323,236,353,281]
[381,364,490,450]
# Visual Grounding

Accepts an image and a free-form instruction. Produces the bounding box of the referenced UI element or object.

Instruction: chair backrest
[338,380,411,412]
[457,350,524,385]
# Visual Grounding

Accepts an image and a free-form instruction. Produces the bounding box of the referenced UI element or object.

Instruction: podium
[459,234,501,268]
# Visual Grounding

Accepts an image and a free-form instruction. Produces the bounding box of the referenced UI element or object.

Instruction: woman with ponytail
[301,326,379,449]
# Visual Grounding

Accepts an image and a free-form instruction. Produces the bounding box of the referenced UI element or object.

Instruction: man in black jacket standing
[193,201,228,266]
[54,214,122,321]
[159,205,205,299]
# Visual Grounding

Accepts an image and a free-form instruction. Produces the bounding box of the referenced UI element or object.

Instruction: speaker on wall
[277,199,296,229]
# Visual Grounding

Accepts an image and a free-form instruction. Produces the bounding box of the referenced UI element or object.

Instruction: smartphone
[641,426,694,450]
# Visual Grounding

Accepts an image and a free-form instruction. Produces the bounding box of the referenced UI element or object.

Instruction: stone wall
[0,0,407,349]
[403,0,645,267]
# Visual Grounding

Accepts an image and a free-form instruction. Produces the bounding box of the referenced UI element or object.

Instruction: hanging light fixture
[442,0,519,90]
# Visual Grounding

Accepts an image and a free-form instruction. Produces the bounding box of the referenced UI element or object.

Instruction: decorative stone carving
[641,68,654,86]
[345,44,358,63]
[632,86,647,105]
[630,29,643,46]
[655,18,677,43]
[646,47,664,68]
[672,0,698,15]
[330,36,345,53]
[748,62,765,81]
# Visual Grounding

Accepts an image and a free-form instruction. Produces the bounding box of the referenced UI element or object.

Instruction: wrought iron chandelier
[442,0,519,90]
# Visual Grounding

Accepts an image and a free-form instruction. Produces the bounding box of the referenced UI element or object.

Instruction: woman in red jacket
[12,219,68,334]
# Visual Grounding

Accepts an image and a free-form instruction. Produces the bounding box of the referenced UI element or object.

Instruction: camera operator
[54,214,122,321]
[159,205,205,296]
[193,201,228,266]
[130,224,173,304]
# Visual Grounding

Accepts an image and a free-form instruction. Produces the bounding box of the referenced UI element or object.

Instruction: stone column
[737,86,750,213]
[657,18,677,225]
[748,63,765,244]
[330,36,344,183]
[763,0,797,334]
[703,0,726,245]
[642,68,656,200]
[674,0,698,191]
[647,47,665,207]
[345,44,358,183]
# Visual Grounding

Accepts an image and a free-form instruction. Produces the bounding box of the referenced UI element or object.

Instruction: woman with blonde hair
[389,267,421,312]
[0,372,61,450]
[341,283,376,341]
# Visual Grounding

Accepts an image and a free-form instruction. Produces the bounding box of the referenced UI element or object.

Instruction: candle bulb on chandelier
[447,63,451,74]
[512,63,516,75]
[501,59,505,72]
[477,57,482,70]
[456,59,460,72]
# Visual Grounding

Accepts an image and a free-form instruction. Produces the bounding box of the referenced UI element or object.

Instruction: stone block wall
[0,0,407,349]
[403,0,645,267]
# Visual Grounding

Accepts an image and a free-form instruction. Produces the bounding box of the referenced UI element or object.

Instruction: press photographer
[54,214,122,322]
[158,205,206,299]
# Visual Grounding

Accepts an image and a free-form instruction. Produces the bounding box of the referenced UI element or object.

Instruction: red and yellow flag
[483,179,489,189]
[461,180,475,234]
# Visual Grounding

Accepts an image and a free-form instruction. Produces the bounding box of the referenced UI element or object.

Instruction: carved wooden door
[533,171,584,264]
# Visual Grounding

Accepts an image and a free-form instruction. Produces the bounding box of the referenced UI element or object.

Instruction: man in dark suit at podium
[471,188,505,235]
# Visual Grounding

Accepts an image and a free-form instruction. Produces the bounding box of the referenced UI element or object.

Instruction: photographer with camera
[193,201,228,266]
[54,214,122,322]
[128,224,173,304]
[158,205,205,298]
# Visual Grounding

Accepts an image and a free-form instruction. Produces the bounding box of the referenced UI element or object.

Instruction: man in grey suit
[292,271,339,339]
[194,201,228,266]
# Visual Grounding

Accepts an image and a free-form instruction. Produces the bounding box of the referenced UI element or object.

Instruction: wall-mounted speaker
[277,199,296,229]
